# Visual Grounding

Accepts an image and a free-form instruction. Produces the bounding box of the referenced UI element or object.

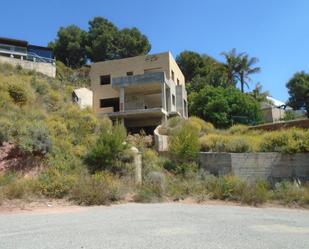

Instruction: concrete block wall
[199,152,309,182]
[0,56,56,78]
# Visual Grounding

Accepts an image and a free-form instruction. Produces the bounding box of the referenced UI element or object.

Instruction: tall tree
[221,49,260,92]
[189,85,261,127]
[221,48,241,87]
[86,17,119,62]
[176,51,205,82]
[116,28,151,58]
[286,71,309,117]
[237,54,261,93]
[48,25,87,68]
[250,83,269,102]
[86,17,151,62]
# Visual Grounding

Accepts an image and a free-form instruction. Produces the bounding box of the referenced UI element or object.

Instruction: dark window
[126,71,133,76]
[177,79,180,85]
[171,70,175,81]
[172,94,176,105]
[100,75,111,85]
[100,98,119,112]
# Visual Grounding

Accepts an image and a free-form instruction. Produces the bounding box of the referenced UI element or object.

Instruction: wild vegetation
[0,62,308,209]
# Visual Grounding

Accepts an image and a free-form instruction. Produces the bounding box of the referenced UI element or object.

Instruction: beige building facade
[90,52,188,132]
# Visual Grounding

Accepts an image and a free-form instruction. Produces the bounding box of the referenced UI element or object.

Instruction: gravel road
[0,203,308,249]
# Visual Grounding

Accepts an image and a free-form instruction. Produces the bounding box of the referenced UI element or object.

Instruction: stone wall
[0,56,56,78]
[199,152,309,182]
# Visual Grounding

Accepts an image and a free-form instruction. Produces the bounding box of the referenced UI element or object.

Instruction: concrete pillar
[120,87,125,112]
[161,82,166,111]
[131,147,142,186]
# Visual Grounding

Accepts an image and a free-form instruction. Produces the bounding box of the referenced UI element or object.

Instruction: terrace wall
[0,56,56,78]
[199,152,309,182]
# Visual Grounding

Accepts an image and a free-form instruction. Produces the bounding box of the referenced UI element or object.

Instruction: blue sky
[1,0,309,101]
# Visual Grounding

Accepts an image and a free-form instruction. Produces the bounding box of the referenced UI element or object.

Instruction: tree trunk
[240,74,244,93]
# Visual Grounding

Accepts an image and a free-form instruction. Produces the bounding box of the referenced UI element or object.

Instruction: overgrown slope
[0,62,97,173]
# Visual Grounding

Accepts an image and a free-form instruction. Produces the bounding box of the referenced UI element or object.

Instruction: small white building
[72,88,93,109]
[261,96,292,123]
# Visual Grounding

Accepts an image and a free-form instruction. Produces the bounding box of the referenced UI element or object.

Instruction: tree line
[49,17,151,68]
[49,16,309,122]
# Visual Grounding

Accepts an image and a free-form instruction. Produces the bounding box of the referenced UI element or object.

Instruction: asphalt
[0,203,308,249]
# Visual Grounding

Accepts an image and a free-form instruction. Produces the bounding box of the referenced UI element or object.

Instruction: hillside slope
[0,62,98,174]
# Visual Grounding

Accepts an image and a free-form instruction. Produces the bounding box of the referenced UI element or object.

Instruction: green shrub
[0,177,39,200]
[187,116,215,135]
[228,124,249,134]
[70,171,121,205]
[84,122,128,173]
[200,134,229,152]
[17,121,52,155]
[273,181,309,206]
[8,83,29,106]
[259,129,309,153]
[38,168,75,198]
[225,136,253,152]
[206,175,246,201]
[0,118,12,144]
[142,149,164,176]
[134,171,165,203]
[167,175,205,201]
[169,123,200,162]
[241,180,270,205]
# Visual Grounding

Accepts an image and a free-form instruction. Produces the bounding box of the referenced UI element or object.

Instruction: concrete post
[120,87,125,112]
[161,82,166,111]
[131,147,142,185]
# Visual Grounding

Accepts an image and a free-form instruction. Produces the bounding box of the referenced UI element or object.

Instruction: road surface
[0,203,308,249]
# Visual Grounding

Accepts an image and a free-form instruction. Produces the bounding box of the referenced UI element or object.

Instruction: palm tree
[221,49,261,92]
[251,83,269,102]
[220,48,241,86]
[237,55,261,93]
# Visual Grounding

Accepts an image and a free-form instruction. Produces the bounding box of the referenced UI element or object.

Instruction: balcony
[0,43,55,64]
[112,71,165,89]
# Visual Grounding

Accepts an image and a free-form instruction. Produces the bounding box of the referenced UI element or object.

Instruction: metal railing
[0,43,55,64]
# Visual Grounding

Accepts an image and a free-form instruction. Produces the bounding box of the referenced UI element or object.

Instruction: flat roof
[0,37,51,51]
[91,51,171,65]
[0,37,28,47]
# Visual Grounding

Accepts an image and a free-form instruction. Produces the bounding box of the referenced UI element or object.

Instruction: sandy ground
[0,197,307,214]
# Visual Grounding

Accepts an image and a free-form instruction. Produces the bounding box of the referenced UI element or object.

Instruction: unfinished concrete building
[90,52,188,133]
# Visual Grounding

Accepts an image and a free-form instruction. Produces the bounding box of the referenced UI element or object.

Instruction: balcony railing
[112,71,165,88]
[0,43,55,64]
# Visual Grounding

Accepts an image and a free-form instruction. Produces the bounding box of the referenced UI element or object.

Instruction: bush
[225,136,253,153]
[38,168,75,198]
[241,180,270,205]
[0,118,12,145]
[167,175,205,201]
[70,171,121,205]
[84,122,128,173]
[187,116,214,135]
[169,123,200,162]
[17,121,52,155]
[205,175,246,201]
[134,171,165,203]
[200,134,229,152]
[273,181,309,206]
[8,83,29,106]
[142,149,164,176]
[259,129,309,153]
[228,124,249,134]
[0,177,39,200]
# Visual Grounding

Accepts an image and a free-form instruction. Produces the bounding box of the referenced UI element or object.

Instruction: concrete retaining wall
[0,56,56,78]
[199,152,309,182]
